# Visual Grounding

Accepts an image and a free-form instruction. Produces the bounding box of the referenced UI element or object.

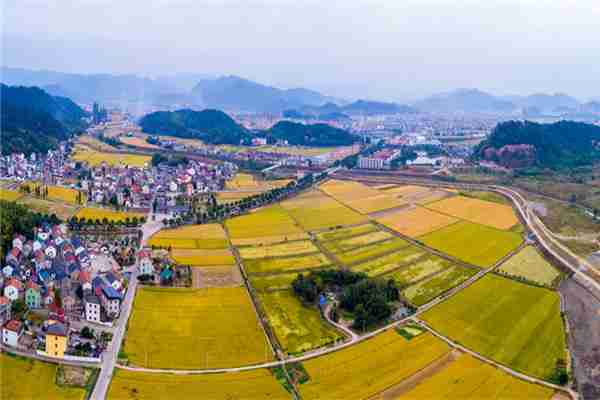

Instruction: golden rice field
[426,195,520,230]
[344,194,407,214]
[124,287,273,369]
[376,206,458,238]
[71,146,150,167]
[332,238,411,265]
[225,173,263,190]
[351,246,427,277]
[298,330,450,400]
[21,182,83,205]
[0,188,23,201]
[320,230,393,254]
[384,254,453,287]
[231,232,309,247]
[422,274,566,380]
[216,190,262,204]
[107,368,290,400]
[280,189,367,231]
[243,252,331,274]
[239,240,319,259]
[148,224,229,249]
[77,134,118,151]
[401,265,477,306]
[1,353,86,400]
[499,246,561,286]
[17,196,80,220]
[75,207,144,223]
[319,179,381,201]
[315,223,378,242]
[119,136,160,149]
[226,204,304,240]
[382,185,432,197]
[395,353,555,400]
[171,248,236,266]
[249,272,298,291]
[257,290,343,354]
[419,221,523,267]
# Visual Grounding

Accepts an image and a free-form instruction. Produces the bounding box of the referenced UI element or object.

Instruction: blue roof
[101,285,122,300]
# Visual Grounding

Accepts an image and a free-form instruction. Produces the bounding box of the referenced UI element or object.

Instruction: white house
[45,245,57,259]
[85,295,101,323]
[3,279,22,301]
[2,320,23,347]
[139,257,154,275]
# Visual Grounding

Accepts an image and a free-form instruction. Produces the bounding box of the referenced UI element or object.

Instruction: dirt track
[559,278,600,400]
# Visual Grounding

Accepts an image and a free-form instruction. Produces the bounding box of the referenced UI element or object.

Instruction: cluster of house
[137,249,177,285]
[0,145,76,184]
[0,223,127,359]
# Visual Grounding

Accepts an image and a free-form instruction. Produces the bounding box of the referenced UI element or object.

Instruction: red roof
[0,296,9,305]
[4,319,23,332]
[26,281,40,291]
[7,279,22,290]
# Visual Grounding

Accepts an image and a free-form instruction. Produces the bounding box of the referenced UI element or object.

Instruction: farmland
[250,272,298,291]
[298,330,450,400]
[315,223,378,242]
[226,204,304,241]
[385,254,455,287]
[123,287,272,369]
[16,197,79,219]
[75,207,145,223]
[319,230,393,254]
[401,265,477,306]
[224,172,291,191]
[499,246,561,286]
[71,146,150,167]
[21,182,83,205]
[319,179,406,214]
[243,252,331,274]
[0,188,23,201]
[1,353,87,400]
[394,353,555,399]
[257,290,343,354]
[171,248,236,266]
[376,207,458,238]
[350,245,427,277]
[107,368,290,400]
[280,189,367,231]
[420,221,523,267]
[216,190,262,204]
[421,274,566,380]
[327,237,410,265]
[119,136,160,149]
[148,224,229,249]
[239,240,319,259]
[426,195,519,230]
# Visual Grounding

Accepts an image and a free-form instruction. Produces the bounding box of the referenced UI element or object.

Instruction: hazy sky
[2,0,600,101]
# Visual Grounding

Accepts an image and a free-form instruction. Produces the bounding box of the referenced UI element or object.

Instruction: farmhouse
[2,319,23,347]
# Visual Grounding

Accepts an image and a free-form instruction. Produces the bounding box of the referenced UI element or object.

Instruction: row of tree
[68,215,146,230]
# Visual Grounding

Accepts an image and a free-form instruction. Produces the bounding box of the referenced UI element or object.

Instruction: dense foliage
[475,120,600,169]
[266,121,358,147]
[139,109,252,145]
[0,200,61,256]
[292,269,400,331]
[151,153,189,167]
[1,84,87,155]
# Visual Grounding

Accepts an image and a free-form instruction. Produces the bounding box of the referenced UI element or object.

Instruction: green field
[499,246,561,286]
[419,221,523,267]
[328,237,410,265]
[1,353,87,400]
[421,274,566,380]
[350,245,426,276]
[257,290,342,354]
[401,265,477,306]
[243,253,331,274]
[123,287,273,369]
[225,204,304,239]
[385,254,455,287]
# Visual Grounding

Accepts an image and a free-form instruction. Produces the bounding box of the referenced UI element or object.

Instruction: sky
[2,0,600,102]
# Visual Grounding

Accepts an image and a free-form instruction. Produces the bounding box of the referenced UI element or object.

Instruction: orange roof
[0,296,9,305]
[4,319,23,332]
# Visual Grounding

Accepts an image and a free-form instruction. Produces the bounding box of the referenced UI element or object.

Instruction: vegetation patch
[395,324,426,340]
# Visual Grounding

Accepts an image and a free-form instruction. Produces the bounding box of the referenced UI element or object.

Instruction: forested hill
[139,109,252,145]
[475,120,600,169]
[266,121,358,147]
[1,84,87,155]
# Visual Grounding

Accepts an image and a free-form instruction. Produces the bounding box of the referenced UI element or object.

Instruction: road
[90,218,163,400]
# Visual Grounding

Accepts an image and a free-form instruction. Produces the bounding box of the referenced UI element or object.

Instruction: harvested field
[124,287,272,369]
[1,353,87,400]
[329,238,410,265]
[315,223,378,242]
[351,246,427,277]
[401,265,477,306]
[420,221,523,267]
[171,248,236,266]
[426,195,519,230]
[192,265,242,288]
[499,246,561,286]
[226,204,304,240]
[385,254,454,287]
[281,189,367,231]
[422,274,566,380]
[298,330,450,400]
[107,368,290,400]
[258,290,342,354]
[239,240,319,259]
[243,253,331,274]
[377,207,458,238]
[148,224,229,249]
[393,352,555,400]
[75,207,145,223]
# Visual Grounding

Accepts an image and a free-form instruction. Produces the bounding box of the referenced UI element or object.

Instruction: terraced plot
[75,207,145,223]
[395,353,555,400]
[171,248,236,266]
[298,330,450,400]
[243,252,331,274]
[226,204,304,241]
[1,353,87,400]
[351,246,427,277]
[148,224,229,249]
[427,195,519,230]
[385,254,455,287]
[124,287,272,369]
[281,189,367,231]
[499,246,561,286]
[422,274,567,380]
[107,368,290,400]
[419,221,523,267]
[401,265,477,306]
[258,290,342,354]
[377,207,458,238]
[315,223,378,242]
[329,237,410,265]
[239,240,319,259]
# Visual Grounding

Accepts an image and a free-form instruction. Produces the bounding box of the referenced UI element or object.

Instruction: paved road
[90,219,163,400]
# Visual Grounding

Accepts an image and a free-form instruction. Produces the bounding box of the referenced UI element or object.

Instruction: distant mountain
[293,99,415,118]
[191,75,335,113]
[507,93,580,113]
[1,84,87,155]
[139,109,251,145]
[154,73,215,92]
[581,101,600,113]
[475,120,600,169]
[415,89,516,114]
[265,121,358,147]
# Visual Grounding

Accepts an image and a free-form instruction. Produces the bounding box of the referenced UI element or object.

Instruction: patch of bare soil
[57,366,90,387]
[370,349,461,400]
[192,265,243,288]
[559,278,600,400]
